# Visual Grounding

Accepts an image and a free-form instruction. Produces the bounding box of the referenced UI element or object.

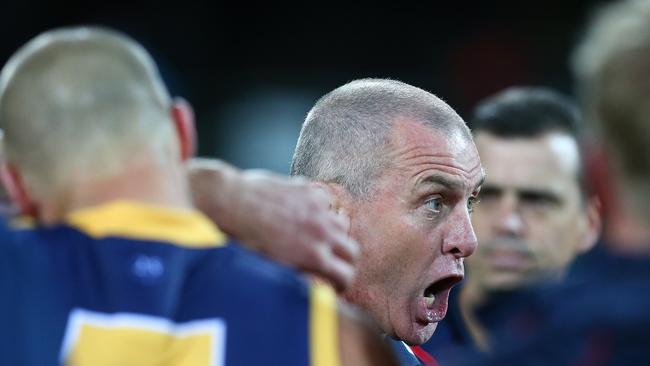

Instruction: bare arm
[187,158,359,292]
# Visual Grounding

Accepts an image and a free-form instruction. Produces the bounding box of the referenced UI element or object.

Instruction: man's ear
[170,97,197,162]
[578,195,603,254]
[0,163,36,217]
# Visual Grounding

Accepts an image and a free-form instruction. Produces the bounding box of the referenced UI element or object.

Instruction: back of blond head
[0,27,174,200]
[572,0,650,218]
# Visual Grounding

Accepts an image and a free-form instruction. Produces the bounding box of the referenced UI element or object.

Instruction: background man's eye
[424,197,442,213]
[477,187,500,203]
[520,191,561,208]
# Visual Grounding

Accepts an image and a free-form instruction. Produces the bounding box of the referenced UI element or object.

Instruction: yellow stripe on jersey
[310,283,340,366]
[9,215,35,229]
[66,201,226,248]
[61,309,226,366]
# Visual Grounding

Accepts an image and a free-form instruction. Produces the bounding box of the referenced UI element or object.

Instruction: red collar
[410,345,439,366]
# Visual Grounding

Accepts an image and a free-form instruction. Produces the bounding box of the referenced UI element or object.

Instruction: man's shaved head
[291,78,471,198]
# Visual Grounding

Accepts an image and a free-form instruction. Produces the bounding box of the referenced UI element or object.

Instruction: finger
[309,184,332,208]
[337,206,350,222]
[301,211,352,258]
[326,256,356,292]
[327,228,359,265]
[314,248,356,293]
[297,244,355,293]
[331,207,351,233]
[324,210,359,263]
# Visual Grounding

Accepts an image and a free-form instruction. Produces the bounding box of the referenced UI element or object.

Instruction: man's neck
[38,160,192,225]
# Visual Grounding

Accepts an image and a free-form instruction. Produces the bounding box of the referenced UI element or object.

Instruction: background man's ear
[170,97,197,161]
[578,196,602,254]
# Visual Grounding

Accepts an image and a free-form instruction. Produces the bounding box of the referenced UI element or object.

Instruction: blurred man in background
[423,87,601,361]
[291,78,484,366]
[0,26,394,365]
[471,1,650,364]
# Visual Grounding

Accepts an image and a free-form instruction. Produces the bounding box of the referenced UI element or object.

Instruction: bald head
[0,27,175,200]
[291,78,471,197]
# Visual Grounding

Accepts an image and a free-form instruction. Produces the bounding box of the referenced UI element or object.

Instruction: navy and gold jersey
[0,201,339,366]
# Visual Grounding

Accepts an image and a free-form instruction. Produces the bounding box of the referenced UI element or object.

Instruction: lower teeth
[425,295,435,306]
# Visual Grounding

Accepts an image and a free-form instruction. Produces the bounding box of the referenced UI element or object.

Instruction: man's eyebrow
[518,189,562,204]
[415,173,471,192]
[474,172,486,193]
[415,174,461,190]
[414,170,485,194]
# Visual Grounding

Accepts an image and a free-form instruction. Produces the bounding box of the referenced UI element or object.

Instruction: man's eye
[467,196,480,213]
[520,191,560,207]
[477,187,500,203]
[424,197,442,214]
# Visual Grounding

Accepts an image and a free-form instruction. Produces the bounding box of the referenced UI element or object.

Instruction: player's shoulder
[0,221,79,258]
[196,241,312,296]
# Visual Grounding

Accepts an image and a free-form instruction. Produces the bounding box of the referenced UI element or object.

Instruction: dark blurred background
[0,0,610,173]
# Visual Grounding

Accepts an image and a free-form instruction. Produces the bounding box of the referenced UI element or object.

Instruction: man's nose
[495,193,525,238]
[442,207,478,258]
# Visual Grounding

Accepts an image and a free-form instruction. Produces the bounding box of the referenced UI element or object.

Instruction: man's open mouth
[423,275,464,304]
[415,274,464,325]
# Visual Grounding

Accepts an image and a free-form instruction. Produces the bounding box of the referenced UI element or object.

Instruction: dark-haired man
[423,87,600,360]
[473,1,650,363]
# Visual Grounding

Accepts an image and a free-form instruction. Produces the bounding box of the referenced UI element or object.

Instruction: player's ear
[0,162,37,217]
[170,97,197,162]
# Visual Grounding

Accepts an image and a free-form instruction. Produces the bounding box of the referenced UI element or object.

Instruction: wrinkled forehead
[389,117,477,160]
[476,131,582,180]
[386,118,483,189]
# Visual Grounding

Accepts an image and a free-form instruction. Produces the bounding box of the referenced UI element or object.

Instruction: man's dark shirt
[464,243,650,365]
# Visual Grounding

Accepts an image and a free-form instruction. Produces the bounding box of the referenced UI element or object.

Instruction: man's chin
[397,321,438,346]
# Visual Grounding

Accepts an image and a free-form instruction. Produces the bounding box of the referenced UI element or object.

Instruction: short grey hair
[572,0,650,216]
[0,26,174,200]
[291,78,469,198]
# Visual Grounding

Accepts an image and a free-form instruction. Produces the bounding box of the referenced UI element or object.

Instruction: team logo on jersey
[60,309,226,366]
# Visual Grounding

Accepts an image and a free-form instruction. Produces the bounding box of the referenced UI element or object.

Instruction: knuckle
[308,245,330,270]
[330,213,348,230]
[310,219,331,241]
[310,187,331,205]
